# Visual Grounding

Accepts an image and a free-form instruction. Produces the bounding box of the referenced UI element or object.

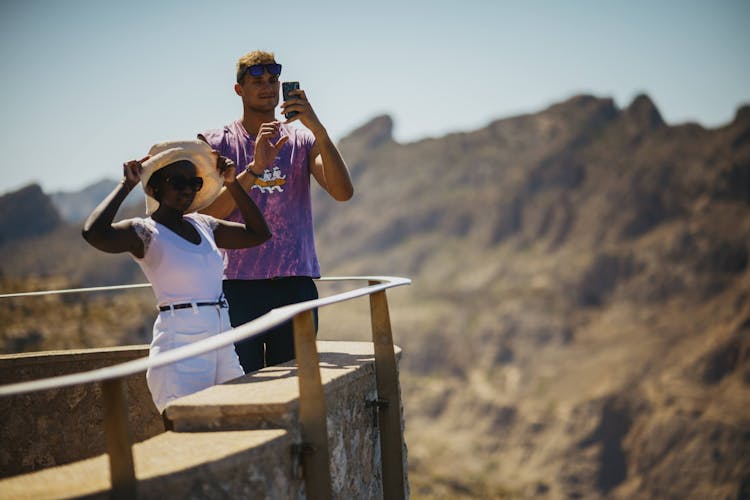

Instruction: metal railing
[0,275,411,500]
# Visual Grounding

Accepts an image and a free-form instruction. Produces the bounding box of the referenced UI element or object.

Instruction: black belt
[159,298,228,312]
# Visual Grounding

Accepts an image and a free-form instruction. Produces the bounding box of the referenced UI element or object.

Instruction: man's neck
[241,110,277,137]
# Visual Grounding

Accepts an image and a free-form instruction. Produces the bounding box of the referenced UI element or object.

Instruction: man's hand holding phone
[281,81,300,119]
[280,81,324,135]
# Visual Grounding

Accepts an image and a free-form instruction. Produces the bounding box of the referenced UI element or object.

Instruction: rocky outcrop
[0,184,62,244]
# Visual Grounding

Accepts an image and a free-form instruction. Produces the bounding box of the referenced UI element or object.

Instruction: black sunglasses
[238,63,282,82]
[165,175,203,192]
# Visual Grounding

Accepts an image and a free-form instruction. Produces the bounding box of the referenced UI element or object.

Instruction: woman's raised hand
[122,156,149,189]
[217,154,237,186]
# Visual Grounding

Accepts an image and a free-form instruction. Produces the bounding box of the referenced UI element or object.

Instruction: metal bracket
[290,442,316,480]
[365,398,390,428]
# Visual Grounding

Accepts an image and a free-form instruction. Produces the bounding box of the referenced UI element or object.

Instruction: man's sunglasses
[237,63,282,82]
[165,175,203,192]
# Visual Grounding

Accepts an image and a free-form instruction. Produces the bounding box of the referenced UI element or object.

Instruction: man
[199,50,354,373]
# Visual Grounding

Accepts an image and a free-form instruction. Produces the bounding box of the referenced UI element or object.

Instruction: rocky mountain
[311,94,750,498]
[0,184,62,245]
[0,182,144,286]
[0,185,151,354]
[1,94,749,499]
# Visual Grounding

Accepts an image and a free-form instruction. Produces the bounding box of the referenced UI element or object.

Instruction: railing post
[369,285,407,500]
[101,377,136,499]
[293,310,333,500]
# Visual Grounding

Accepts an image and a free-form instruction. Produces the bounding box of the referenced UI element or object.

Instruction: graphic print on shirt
[251,165,287,194]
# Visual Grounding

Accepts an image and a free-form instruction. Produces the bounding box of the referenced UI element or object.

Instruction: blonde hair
[236,50,277,82]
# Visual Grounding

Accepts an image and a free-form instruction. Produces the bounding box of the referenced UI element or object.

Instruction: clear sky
[1,0,748,194]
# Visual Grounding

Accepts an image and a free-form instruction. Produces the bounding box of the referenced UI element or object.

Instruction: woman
[82,140,271,413]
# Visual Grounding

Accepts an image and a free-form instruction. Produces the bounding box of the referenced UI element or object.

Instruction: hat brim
[140,140,223,215]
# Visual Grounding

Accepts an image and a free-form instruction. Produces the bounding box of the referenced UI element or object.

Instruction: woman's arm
[81,160,146,258]
[212,157,272,249]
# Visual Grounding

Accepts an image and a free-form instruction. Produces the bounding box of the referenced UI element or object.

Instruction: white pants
[146,304,244,413]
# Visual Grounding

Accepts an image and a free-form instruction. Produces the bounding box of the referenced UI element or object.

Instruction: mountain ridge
[1,93,748,499]
[27,93,748,228]
[313,92,750,498]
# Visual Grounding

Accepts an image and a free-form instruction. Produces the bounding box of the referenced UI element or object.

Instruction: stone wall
[0,341,409,499]
[0,346,163,478]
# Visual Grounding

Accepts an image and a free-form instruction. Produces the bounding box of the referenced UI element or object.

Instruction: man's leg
[264,277,319,367]
[223,279,268,373]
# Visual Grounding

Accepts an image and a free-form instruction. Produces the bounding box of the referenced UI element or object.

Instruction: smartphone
[282,81,300,119]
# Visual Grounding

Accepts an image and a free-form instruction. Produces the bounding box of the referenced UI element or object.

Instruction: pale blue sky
[1,0,748,194]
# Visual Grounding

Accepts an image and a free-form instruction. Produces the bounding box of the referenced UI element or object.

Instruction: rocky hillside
[0,184,62,244]
[1,94,749,499]
[312,95,750,499]
[0,187,150,353]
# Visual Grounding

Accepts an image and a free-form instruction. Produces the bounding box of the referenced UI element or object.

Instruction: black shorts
[222,277,319,373]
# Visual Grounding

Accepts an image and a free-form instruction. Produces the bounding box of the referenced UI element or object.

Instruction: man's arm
[281,88,354,201]
[198,127,289,219]
[308,129,354,201]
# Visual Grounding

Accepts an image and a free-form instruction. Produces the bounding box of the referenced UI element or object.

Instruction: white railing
[0,275,411,500]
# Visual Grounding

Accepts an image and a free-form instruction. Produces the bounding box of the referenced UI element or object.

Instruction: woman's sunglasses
[237,63,282,82]
[165,175,203,192]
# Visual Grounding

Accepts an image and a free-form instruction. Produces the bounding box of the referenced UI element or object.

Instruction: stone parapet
[0,429,297,499]
[0,341,408,499]
[0,346,162,478]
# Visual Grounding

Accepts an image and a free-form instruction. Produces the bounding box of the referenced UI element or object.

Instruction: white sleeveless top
[127,213,225,308]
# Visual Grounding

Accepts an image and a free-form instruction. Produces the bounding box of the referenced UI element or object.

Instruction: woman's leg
[146,309,218,412]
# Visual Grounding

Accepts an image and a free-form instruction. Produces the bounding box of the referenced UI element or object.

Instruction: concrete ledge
[0,345,150,383]
[0,429,296,499]
[1,340,406,499]
[0,345,161,478]
[165,340,401,433]
[162,340,403,498]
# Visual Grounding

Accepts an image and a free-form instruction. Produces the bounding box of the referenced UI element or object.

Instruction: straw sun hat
[140,140,223,215]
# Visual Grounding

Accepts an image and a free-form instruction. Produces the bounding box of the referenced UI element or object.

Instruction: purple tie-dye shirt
[200,120,320,280]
